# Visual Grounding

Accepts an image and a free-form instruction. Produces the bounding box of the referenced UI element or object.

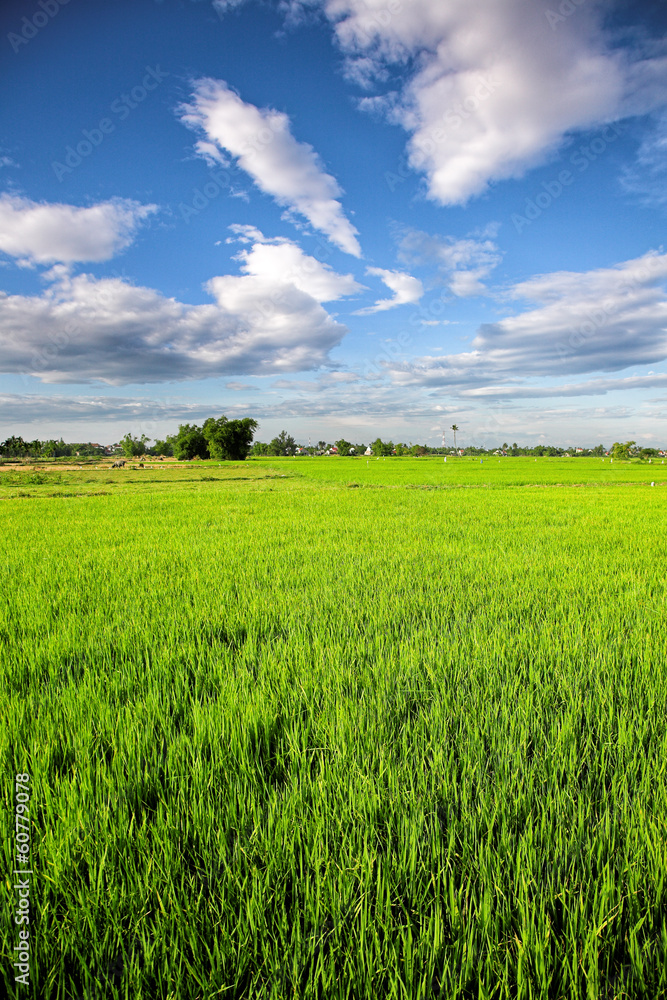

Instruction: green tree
[450,424,459,450]
[172,424,210,461]
[335,439,352,456]
[371,437,394,457]
[121,433,149,458]
[151,438,174,457]
[203,416,258,460]
[1,435,26,457]
[611,441,636,460]
[268,430,296,456]
[250,441,270,456]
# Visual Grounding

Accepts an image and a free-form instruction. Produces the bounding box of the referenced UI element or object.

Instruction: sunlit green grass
[250,454,667,488]
[2,465,667,998]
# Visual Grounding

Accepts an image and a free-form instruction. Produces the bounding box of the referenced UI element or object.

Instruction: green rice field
[2,457,667,998]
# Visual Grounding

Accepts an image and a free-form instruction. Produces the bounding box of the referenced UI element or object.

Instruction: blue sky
[1,0,667,447]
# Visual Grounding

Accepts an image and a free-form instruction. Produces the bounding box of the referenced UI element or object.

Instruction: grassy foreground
[2,458,667,999]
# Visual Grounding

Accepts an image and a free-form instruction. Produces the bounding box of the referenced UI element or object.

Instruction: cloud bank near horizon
[385,252,667,388]
[0,228,361,385]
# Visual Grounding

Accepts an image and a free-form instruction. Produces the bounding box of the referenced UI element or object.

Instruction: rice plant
[2,461,666,998]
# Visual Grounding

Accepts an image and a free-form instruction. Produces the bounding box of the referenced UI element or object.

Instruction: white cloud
[354,266,422,314]
[225,230,364,301]
[0,195,156,266]
[457,373,667,400]
[283,0,667,205]
[399,228,502,296]
[321,370,358,383]
[193,139,229,168]
[621,113,667,206]
[226,223,274,245]
[179,78,362,256]
[385,251,667,390]
[212,0,248,13]
[0,231,360,385]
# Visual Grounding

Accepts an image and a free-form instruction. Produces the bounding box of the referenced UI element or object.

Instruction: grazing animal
[111,460,126,468]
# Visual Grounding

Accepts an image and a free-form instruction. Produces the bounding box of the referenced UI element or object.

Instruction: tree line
[252,438,662,459]
[0,416,258,462]
[0,427,662,461]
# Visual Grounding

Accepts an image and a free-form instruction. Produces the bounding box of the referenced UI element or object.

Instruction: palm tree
[450,424,459,450]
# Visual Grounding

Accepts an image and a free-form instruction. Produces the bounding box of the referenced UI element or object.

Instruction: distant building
[364,446,373,456]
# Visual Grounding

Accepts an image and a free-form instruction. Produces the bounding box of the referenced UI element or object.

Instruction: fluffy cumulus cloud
[385,252,667,390]
[179,78,362,256]
[0,229,361,384]
[354,266,422,314]
[399,227,502,296]
[266,0,667,204]
[225,226,364,301]
[0,195,156,266]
